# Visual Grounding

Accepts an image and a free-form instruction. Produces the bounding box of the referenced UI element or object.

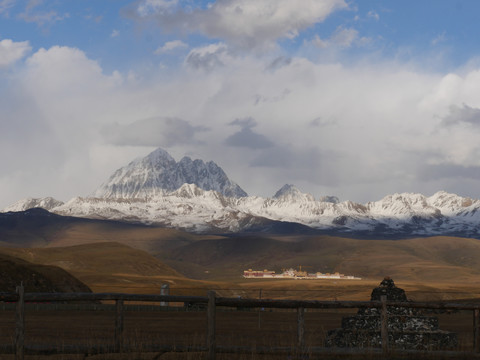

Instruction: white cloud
[111,29,120,38]
[6,40,480,207]
[331,26,359,47]
[311,26,368,49]
[312,35,328,48]
[154,39,187,54]
[184,42,231,71]
[134,0,348,50]
[0,39,31,67]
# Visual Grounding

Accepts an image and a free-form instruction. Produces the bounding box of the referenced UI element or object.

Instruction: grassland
[3,215,480,359]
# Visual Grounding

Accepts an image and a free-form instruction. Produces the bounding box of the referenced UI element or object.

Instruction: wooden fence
[4,284,480,359]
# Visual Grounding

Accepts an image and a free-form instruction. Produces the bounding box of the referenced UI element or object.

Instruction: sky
[2,0,480,208]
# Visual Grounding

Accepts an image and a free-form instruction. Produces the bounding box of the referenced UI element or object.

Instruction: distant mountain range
[3,148,480,238]
[93,147,247,198]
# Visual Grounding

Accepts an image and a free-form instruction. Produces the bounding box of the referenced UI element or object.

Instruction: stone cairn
[325,277,458,350]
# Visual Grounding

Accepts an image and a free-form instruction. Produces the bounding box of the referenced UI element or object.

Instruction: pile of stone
[325,277,457,350]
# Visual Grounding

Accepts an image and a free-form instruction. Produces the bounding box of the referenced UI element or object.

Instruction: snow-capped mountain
[4,148,480,238]
[4,197,64,212]
[92,148,247,198]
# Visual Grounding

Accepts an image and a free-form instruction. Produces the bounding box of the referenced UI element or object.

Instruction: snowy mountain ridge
[93,147,247,199]
[3,148,480,237]
[5,186,480,237]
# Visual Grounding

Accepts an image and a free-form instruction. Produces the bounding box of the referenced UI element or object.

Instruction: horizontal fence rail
[3,285,480,360]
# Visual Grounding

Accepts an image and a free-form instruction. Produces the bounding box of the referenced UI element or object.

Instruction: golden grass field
[3,217,480,358]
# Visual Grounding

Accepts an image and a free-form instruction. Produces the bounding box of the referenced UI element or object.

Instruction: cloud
[311,35,329,48]
[131,0,348,50]
[0,39,31,67]
[111,29,120,38]
[367,10,379,21]
[225,128,275,149]
[418,163,480,181]
[229,117,257,129]
[331,27,359,48]
[0,0,15,15]
[309,117,337,127]
[18,0,69,26]
[249,145,343,187]
[155,39,187,54]
[312,26,369,49]
[102,117,208,147]
[137,0,178,16]
[431,31,447,46]
[0,45,135,205]
[441,104,480,126]
[7,36,480,208]
[265,56,292,71]
[225,117,274,149]
[184,42,230,71]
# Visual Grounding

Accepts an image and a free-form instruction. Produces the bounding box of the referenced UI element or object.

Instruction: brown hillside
[0,209,223,252]
[0,242,197,293]
[0,253,91,293]
[158,235,480,285]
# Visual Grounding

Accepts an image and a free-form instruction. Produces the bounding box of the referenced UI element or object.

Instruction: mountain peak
[3,197,64,212]
[144,147,176,164]
[273,184,315,202]
[93,148,248,199]
[274,184,300,198]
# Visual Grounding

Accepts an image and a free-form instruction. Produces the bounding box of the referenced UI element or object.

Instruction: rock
[325,277,458,350]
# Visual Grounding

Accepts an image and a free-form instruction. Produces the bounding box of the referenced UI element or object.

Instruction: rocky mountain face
[92,148,247,198]
[3,148,480,238]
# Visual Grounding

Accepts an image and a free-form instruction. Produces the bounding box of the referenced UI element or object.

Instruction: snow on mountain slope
[92,148,247,199]
[55,184,259,233]
[3,197,65,212]
[366,193,441,218]
[232,185,369,230]
[4,187,480,236]
[3,148,480,237]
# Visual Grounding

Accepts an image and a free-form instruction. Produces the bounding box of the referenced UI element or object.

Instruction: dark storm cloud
[102,117,208,147]
[225,117,274,149]
[442,104,480,126]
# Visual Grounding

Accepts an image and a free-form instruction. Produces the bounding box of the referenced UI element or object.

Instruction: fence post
[297,306,305,352]
[207,291,216,360]
[15,283,25,360]
[258,288,262,329]
[115,299,124,351]
[474,308,480,353]
[160,284,170,307]
[380,295,389,354]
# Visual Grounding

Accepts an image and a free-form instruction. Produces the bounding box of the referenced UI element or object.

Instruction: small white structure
[243,268,361,280]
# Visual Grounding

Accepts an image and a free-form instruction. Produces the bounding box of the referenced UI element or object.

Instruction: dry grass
[0,305,477,360]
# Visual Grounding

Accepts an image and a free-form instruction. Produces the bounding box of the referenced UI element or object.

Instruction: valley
[1,209,480,302]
